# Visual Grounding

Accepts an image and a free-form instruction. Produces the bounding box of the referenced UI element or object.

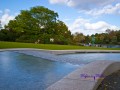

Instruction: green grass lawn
[0,41,120,50]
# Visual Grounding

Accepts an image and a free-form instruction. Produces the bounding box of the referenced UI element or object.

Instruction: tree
[7,6,58,42]
[5,6,71,44]
[0,29,17,41]
[116,30,120,44]
[85,35,90,44]
[53,20,72,44]
[73,32,85,45]
[0,21,2,30]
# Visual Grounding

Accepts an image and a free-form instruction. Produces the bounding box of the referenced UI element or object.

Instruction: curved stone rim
[93,61,120,90]
[46,60,120,90]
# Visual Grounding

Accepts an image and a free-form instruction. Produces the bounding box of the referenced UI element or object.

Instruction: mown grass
[0,41,120,50]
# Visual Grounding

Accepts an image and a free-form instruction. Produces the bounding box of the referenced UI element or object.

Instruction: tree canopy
[2,6,71,44]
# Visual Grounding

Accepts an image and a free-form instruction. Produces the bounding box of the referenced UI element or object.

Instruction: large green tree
[5,6,71,44]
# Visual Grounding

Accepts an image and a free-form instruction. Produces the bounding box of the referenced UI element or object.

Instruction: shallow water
[60,53,120,64]
[0,51,78,90]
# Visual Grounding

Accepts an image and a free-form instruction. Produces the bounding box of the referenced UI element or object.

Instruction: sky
[0,0,120,35]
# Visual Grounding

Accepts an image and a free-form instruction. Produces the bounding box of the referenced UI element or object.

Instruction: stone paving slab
[46,78,95,90]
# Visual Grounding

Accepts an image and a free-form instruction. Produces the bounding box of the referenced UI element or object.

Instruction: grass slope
[0,41,120,50]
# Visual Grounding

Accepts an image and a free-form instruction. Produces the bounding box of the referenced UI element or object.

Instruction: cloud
[49,0,115,10]
[0,9,15,28]
[68,17,119,35]
[86,3,120,16]
[49,0,68,4]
